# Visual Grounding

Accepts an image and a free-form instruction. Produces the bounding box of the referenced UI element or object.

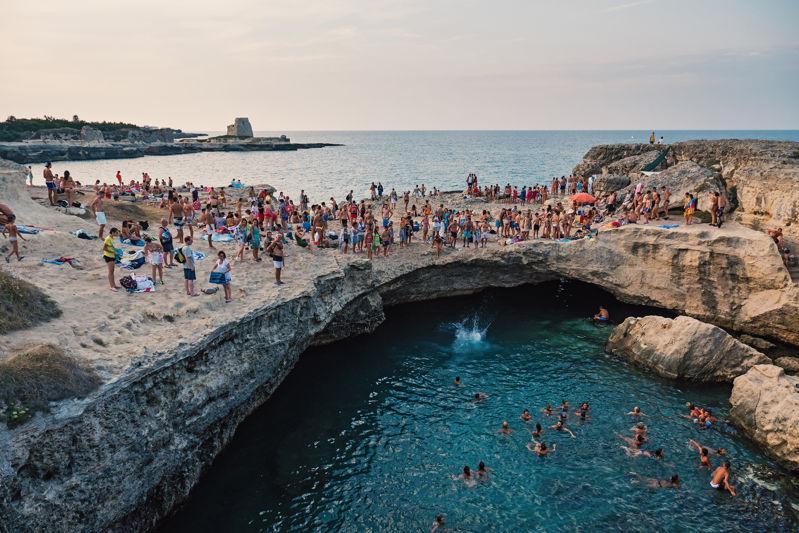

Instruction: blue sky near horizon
[1,0,797,131]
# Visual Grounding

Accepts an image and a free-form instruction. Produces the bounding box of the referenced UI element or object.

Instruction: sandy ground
[0,177,766,385]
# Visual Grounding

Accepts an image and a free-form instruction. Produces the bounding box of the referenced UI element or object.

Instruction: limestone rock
[606,315,771,382]
[773,356,799,374]
[739,334,776,352]
[80,126,104,143]
[226,117,253,137]
[619,161,726,209]
[729,364,799,470]
[572,143,660,176]
[606,151,660,175]
[592,174,630,196]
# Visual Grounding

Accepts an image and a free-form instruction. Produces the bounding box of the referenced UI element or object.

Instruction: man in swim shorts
[43,162,56,205]
[710,462,736,496]
[169,197,185,243]
[90,193,106,239]
[266,233,284,285]
[593,306,609,322]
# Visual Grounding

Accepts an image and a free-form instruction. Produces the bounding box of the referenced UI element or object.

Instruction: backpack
[174,247,187,264]
[119,275,137,290]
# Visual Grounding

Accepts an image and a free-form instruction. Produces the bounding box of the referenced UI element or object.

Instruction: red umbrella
[571,192,596,204]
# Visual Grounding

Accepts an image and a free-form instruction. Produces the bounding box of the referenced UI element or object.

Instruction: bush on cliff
[0,116,141,142]
[0,344,101,428]
[0,269,61,334]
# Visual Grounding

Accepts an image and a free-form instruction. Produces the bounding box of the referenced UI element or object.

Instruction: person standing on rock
[90,192,106,239]
[649,131,656,144]
[26,165,33,187]
[103,227,120,291]
[709,192,720,226]
[266,233,284,285]
[43,162,56,205]
[715,192,726,228]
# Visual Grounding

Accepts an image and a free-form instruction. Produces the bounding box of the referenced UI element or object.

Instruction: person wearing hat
[43,162,56,205]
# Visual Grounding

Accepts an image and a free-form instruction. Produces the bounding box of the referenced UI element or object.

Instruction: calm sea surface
[32,130,799,202]
[160,283,798,532]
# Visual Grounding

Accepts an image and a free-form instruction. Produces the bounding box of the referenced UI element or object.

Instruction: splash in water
[450,315,490,350]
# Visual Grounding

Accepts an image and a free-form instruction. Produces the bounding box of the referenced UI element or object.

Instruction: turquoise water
[31,130,799,201]
[161,282,798,532]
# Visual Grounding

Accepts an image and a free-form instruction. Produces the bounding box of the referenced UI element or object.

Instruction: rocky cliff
[730,364,799,470]
[573,139,799,234]
[606,315,770,382]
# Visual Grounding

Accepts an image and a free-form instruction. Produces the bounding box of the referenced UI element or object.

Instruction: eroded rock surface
[606,315,770,382]
[730,364,799,470]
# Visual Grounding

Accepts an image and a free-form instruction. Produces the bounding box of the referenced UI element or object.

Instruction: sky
[1,0,798,131]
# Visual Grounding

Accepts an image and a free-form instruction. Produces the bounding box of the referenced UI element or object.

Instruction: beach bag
[119,275,137,290]
[209,271,226,284]
[174,247,187,264]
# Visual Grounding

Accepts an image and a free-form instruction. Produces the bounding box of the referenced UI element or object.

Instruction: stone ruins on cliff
[226,117,254,137]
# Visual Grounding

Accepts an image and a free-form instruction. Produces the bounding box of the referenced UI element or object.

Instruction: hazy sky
[2,0,797,130]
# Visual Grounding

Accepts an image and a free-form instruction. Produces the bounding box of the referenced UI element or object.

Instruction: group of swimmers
[449,380,738,504]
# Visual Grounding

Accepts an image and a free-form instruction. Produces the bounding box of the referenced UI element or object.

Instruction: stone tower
[226,117,253,137]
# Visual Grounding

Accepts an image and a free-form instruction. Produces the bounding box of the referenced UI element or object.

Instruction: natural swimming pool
[161,282,798,532]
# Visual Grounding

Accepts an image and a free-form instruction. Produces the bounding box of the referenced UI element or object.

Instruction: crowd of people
[6,165,795,297]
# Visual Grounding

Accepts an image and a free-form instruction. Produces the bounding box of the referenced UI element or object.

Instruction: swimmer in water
[454,376,461,386]
[626,406,645,417]
[622,446,664,459]
[542,404,553,416]
[531,422,543,440]
[497,421,513,435]
[476,461,491,478]
[551,419,576,438]
[631,423,648,437]
[527,441,556,456]
[473,392,488,403]
[431,515,445,532]
[521,409,532,422]
[618,433,647,448]
[710,462,736,496]
[688,439,727,458]
[454,465,476,487]
[560,400,570,412]
[631,472,680,489]
[574,402,590,420]
[593,305,610,322]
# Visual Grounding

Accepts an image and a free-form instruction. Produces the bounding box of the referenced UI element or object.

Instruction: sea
[31,130,799,204]
[159,283,799,532]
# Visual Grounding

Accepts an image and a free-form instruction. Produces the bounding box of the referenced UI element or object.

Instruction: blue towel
[15,224,40,234]
[193,250,206,261]
[211,233,234,243]
[41,259,66,266]
[657,224,679,229]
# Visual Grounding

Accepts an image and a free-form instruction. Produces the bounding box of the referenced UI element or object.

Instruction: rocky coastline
[0,140,342,164]
[1,138,798,531]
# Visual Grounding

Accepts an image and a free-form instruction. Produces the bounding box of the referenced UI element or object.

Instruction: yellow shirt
[103,235,116,258]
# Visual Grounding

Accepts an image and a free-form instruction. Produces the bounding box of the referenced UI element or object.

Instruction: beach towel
[657,224,680,229]
[211,233,234,243]
[192,250,206,261]
[41,257,80,267]
[15,225,40,234]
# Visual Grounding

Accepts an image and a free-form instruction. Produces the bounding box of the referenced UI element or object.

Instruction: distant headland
[0,116,341,164]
